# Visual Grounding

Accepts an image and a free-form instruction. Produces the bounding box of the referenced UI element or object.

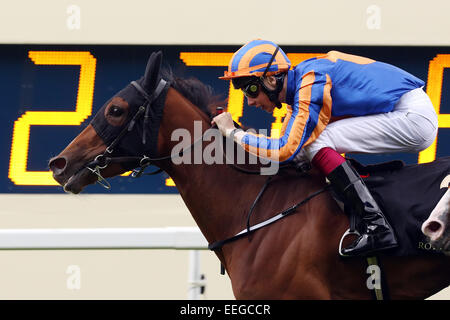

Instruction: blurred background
[0,0,448,299]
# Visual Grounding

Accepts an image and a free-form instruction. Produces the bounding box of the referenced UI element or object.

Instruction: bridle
[84,78,233,188]
[83,45,290,188]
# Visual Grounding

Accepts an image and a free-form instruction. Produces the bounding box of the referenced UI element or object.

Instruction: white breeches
[303,88,439,161]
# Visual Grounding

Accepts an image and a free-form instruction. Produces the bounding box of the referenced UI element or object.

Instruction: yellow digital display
[6,49,450,189]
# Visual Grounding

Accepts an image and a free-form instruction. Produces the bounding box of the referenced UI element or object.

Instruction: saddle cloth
[348,156,450,257]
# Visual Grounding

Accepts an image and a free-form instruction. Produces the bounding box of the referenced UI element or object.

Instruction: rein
[85,79,276,187]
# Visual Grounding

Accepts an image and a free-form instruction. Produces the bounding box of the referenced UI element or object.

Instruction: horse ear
[142,51,163,91]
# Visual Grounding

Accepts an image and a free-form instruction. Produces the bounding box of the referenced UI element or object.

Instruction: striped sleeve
[239,70,332,163]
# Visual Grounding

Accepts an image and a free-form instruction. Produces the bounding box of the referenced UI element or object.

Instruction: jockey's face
[246,90,277,113]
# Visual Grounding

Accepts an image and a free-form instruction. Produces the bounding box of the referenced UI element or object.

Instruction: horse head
[49,51,169,193]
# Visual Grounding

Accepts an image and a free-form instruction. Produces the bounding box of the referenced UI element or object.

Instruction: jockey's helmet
[219,39,291,82]
[220,39,290,109]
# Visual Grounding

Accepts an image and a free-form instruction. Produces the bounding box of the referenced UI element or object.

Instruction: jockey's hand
[211,112,235,137]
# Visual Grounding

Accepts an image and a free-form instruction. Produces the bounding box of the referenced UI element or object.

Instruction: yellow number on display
[8,51,96,185]
[418,54,450,164]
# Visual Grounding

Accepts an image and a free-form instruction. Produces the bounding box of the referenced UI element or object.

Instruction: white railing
[0,227,209,300]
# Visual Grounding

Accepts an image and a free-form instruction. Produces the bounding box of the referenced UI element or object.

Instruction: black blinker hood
[90,51,170,159]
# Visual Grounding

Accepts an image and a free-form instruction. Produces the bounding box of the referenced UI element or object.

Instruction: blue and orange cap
[219,39,291,80]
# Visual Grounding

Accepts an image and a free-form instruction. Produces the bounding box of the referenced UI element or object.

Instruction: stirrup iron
[338,228,361,257]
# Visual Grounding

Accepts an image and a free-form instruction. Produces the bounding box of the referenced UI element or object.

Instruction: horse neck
[156,88,258,243]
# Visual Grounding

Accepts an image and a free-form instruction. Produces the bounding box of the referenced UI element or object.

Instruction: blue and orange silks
[220,39,291,79]
[239,51,425,163]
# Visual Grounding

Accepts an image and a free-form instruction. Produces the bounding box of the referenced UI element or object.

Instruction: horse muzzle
[49,155,97,193]
[49,155,70,185]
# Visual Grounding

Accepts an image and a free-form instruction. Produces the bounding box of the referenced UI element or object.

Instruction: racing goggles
[241,80,261,98]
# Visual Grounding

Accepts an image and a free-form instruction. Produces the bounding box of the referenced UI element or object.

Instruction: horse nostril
[422,220,444,241]
[427,221,442,233]
[49,157,67,174]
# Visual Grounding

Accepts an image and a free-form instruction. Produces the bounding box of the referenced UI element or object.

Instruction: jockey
[213,39,439,257]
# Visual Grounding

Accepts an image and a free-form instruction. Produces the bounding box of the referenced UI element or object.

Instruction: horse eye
[108,105,124,117]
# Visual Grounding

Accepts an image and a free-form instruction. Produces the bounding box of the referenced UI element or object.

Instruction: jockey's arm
[232,71,332,163]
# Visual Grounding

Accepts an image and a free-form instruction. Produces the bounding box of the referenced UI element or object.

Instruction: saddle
[345,156,450,257]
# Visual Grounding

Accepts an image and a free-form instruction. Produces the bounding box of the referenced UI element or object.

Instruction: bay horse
[49,52,450,299]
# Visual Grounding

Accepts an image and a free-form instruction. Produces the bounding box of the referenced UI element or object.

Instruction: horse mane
[161,68,224,118]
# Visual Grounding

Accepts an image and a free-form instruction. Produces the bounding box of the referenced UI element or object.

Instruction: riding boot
[327,161,398,257]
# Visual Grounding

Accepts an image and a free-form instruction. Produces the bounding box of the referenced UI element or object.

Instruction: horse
[49,51,450,299]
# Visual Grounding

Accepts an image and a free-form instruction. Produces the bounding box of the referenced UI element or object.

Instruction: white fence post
[188,250,206,299]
